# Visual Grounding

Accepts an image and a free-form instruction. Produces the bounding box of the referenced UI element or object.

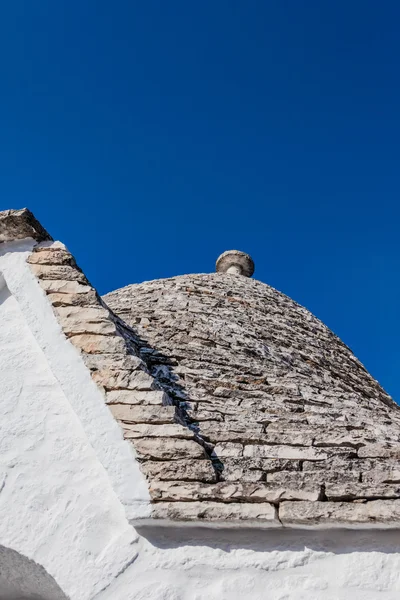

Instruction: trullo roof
[104,263,400,526]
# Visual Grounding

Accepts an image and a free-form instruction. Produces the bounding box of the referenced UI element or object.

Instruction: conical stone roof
[104,268,400,526]
[3,209,400,527]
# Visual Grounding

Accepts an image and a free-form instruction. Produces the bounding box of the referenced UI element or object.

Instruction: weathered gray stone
[27,249,75,265]
[220,461,265,482]
[109,404,175,424]
[61,319,116,336]
[150,480,320,503]
[243,445,329,461]
[142,459,216,482]
[69,333,126,354]
[83,352,144,372]
[0,208,51,242]
[279,500,400,527]
[187,409,224,422]
[247,458,302,473]
[45,291,99,307]
[302,456,363,472]
[123,423,194,439]
[199,422,264,443]
[268,470,359,486]
[214,442,243,458]
[106,390,168,405]
[102,270,400,522]
[152,501,280,524]
[55,305,110,322]
[313,432,369,449]
[92,368,155,390]
[216,250,255,277]
[358,444,400,459]
[30,264,88,283]
[363,468,400,484]
[40,280,93,294]
[133,438,206,460]
[325,483,400,501]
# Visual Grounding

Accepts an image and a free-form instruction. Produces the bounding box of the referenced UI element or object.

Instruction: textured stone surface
[150,480,321,503]
[123,423,195,439]
[0,208,52,243]
[104,272,400,522]
[133,438,207,460]
[152,501,279,523]
[141,459,216,482]
[280,500,400,527]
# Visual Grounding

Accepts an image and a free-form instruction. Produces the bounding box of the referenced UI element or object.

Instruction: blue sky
[0,1,399,401]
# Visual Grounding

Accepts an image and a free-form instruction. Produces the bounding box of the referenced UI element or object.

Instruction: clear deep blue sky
[0,2,399,401]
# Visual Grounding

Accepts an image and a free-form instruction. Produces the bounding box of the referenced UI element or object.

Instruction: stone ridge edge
[26,239,215,520]
[0,208,53,243]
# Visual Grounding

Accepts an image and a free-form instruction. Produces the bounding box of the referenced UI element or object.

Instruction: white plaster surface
[0,241,148,599]
[98,527,400,600]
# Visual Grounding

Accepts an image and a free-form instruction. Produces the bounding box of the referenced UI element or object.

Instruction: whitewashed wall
[100,526,400,600]
[0,240,400,600]
[0,241,147,600]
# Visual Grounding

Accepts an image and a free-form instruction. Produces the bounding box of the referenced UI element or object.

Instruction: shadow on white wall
[0,544,68,600]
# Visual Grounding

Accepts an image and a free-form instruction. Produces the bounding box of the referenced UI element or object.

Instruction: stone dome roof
[3,209,400,527]
[104,269,400,525]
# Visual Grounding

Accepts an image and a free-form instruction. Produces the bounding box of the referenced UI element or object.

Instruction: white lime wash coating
[0,213,400,599]
[99,527,400,600]
[0,240,149,599]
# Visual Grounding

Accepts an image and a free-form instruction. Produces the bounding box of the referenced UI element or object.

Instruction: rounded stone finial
[216,250,255,277]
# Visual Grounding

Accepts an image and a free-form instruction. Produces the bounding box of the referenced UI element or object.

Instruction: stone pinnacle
[216,250,255,277]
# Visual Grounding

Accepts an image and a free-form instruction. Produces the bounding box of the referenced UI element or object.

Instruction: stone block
[106,390,167,405]
[243,445,329,461]
[69,333,126,354]
[251,458,302,472]
[83,352,143,372]
[141,459,216,483]
[268,470,359,486]
[123,423,194,439]
[199,422,264,443]
[55,305,110,322]
[325,483,400,501]
[40,280,93,294]
[0,208,51,242]
[358,445,400,459]
[27,249,75,265]
[187,409,224,422]
[62,319,116,336]
[30,264,87,283]
[45,291,99,307]
[92,368,155,390]
[220,465,264,483]
[313,431,367,449]
[133,437,206,460]
[152,501,280,524]
[214,442,243,458]
[363,468,400,484]
[109,404,175,424]
[279,500,400,527]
